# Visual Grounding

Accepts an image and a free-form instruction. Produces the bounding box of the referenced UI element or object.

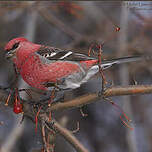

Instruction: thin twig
[41,122,49,152]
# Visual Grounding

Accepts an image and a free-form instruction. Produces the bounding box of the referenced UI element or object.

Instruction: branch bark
[1,85,152,113]
[49,85,152,112]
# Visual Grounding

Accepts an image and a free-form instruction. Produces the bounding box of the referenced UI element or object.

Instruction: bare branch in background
[37,7,81,40]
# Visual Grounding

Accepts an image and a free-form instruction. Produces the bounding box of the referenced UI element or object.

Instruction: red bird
[4,37,148,91]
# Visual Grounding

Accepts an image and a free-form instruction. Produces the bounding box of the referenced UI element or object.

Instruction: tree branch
[1,85,152,113]
[53,121,88,152]
[49,85,152,112]
[41,114,89,152]
[103,85,152,97]
[1,84,152,152]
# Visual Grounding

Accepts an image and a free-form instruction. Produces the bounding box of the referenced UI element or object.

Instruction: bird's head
[4,37,28,59]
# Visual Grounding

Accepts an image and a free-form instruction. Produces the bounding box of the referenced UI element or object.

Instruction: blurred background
[0,1,152,152]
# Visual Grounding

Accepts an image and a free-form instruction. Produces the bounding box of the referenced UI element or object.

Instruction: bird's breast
[16,55,88,90]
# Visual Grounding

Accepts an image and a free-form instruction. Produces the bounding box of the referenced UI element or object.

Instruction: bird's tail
[101,55,152,69]
[81,55,152,84]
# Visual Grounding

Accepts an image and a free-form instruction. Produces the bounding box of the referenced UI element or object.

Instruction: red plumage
[5,37,147,91]
[5,38,98,90]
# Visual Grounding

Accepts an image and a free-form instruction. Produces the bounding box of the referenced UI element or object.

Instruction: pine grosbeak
[4,37,149,91]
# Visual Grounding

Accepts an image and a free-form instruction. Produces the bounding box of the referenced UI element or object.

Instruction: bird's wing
[36,46,95,61]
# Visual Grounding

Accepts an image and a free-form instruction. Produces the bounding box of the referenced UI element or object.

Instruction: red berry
[115,27,120,32]
[13,103,23,114]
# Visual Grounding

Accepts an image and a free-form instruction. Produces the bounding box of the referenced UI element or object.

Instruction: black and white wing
[36,46,95,61]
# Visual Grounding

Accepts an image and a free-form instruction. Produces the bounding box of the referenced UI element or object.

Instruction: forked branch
[40,114,89,152]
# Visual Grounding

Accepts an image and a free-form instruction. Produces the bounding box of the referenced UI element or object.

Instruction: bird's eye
[12,42,20,50]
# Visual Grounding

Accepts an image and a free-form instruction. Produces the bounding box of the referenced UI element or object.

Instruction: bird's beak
[5,49,16,59]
